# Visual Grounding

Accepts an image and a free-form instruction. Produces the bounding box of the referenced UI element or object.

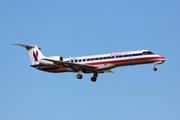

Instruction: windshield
[147,51,154,54]
[143,51,155,55]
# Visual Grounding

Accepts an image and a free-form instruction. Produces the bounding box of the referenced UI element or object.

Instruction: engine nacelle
[39,56,64,66]
[39,59,55,66]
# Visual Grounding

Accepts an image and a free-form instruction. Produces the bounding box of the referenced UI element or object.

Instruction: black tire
[77,74,83,79]
[91,77,97,82]
[153,68,157,71]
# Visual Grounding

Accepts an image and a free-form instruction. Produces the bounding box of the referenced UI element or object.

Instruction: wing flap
[102,70,114,73]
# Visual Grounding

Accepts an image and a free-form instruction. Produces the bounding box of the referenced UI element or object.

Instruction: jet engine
[39,56,64,66]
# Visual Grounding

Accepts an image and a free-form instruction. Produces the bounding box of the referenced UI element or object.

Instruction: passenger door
[128,53,133,62]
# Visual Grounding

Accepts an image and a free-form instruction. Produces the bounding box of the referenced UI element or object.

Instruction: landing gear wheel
[91,77,97,82]
[153,68,157,71]
[77,74,83,79]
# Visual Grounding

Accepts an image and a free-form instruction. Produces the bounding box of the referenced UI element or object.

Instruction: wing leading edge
[41,58,98,72]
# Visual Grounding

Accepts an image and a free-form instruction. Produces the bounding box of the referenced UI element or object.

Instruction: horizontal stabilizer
[13,43,44,65]
[13,44,42,50]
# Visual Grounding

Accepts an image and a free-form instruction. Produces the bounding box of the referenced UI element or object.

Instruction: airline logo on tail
[33,50,38,62]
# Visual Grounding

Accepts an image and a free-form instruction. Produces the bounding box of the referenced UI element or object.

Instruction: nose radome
[161,56,166,61]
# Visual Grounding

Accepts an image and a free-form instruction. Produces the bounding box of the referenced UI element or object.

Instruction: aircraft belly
[45,68,73,73]
[97,64,117,70]
[37,66,73,73]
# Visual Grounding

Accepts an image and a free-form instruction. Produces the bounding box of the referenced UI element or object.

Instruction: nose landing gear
[153,67,157,71]
[153,61,161,71]
[153,61,165,71]
[153,63,158,71]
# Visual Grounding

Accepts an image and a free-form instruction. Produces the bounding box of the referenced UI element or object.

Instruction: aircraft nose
[161,56,166,61]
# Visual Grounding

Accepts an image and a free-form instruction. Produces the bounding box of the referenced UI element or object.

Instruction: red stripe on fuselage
[38,56,165,71]
[86,56,165,65]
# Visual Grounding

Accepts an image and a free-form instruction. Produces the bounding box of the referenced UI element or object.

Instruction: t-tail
[13,44,45,65]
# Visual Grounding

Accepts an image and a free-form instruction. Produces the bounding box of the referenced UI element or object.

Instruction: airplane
[13,44,166,82]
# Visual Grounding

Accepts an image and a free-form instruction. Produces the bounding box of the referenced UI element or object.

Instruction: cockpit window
[143,52,147,55]
[143,51,154,55]
[147,51,154,54]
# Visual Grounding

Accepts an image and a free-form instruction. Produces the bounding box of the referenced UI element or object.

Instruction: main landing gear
[91,72,98,82]
[77,74,83,79]
[77,71,83,79]
[76,71,98,82]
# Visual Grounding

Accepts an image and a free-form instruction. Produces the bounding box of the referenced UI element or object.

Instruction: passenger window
[71,60,73,63]
[111,56,114,58]
[87,59,90,61]
[95,58,99,60]
[107,56,111,59]
[75,60,78,62]
[99,57,103,60]
[79,60,81,62]
[103,57,107,59]
[124,55,128,57]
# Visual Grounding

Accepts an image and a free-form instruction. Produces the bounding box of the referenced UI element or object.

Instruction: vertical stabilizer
[13,44,45,65]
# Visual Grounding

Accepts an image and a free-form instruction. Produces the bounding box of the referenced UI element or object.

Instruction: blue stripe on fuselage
[65,53,147,63]
[31,64,43,67]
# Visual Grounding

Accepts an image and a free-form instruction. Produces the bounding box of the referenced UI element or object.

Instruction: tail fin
[13,44,45,65]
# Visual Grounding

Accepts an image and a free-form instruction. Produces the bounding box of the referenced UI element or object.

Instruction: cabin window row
[66,54,130,63]
[66,51,154,63]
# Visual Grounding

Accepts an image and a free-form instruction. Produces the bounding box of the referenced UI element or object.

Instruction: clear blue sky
[0,0,180,120]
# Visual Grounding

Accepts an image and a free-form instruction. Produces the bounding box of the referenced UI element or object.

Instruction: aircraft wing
[42,58,98,71]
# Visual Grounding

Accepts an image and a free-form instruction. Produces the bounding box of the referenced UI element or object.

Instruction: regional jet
[13,44,166,82]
